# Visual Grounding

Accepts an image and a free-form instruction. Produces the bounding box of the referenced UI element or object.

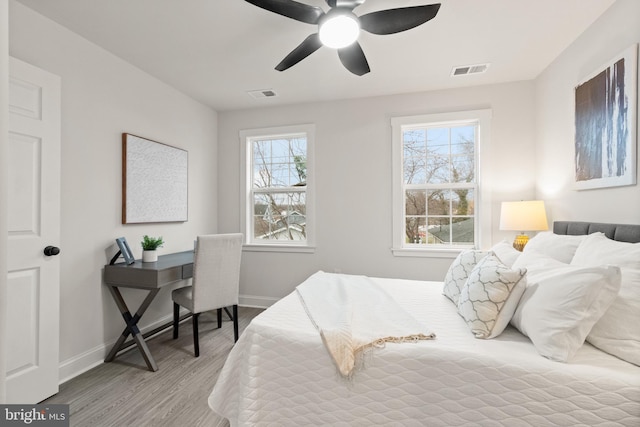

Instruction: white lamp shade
[499,200,548,232]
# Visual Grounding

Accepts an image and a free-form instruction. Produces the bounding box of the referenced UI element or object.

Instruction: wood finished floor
[43,307,264,427]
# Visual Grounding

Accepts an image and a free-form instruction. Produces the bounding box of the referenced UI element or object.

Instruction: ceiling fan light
[319,15,360,49]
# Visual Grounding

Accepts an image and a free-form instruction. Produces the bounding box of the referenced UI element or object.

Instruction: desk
[104,251,194,371]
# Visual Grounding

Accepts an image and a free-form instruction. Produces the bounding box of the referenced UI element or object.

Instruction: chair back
[192,233,243,313]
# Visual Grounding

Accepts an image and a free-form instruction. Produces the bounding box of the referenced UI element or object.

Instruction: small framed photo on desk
[115,237,135,265]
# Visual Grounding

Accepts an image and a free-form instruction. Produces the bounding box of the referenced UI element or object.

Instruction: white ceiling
[14,0,615,111]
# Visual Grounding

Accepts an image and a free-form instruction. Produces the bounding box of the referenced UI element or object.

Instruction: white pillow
[511,251,621,362]
[523,231,593,263]
[490,239,521,267]
[457,253,527,339]
[442,250,487,306]
[571,233,640,366]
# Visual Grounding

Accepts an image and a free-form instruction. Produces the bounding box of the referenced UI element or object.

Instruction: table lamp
[499,200,548,251]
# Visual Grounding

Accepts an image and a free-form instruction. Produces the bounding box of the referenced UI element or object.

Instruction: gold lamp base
[512,234,529,252]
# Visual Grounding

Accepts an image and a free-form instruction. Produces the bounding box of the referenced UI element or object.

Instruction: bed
[209,221,640,426]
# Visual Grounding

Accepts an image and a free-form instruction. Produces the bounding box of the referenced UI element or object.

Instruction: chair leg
[193,313,200,357]
[233,305,239,343]
[217,308,222,329]
[173,302,179,339]
[224,307,233,320]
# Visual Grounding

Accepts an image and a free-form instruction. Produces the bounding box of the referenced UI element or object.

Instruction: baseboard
[58,345,106,385]
[57,297,278,384]
[58,312,177,384]
[239,294,279,308]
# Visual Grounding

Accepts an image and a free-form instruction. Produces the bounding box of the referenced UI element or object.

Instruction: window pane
[290,137,307,186]
[253,140,270,163]
[426,217,451,245]
[252,141,270,188]
[270,163,289,186]
[269,139,288,163]
[253,192,306,241]
[405,190,426,215]
[252,137,307,189]
[253,193,270,216]
[403,130,426,155]
[291,157,306,185]
[426,154,450,184]
[290,137,307,157]
[253,163,269,188]
[451,154,474,183]
[452,218,474,245]
[290,192,306,217]
[451,126,475,154]
[426,127,450,155]
[405,216,426,244]
[404,156,426,184]
[403,130,426,184]
[453,189,474,215]
[427,189,450,215]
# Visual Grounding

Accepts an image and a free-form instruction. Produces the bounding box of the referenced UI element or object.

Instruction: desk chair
[172,233,243,357]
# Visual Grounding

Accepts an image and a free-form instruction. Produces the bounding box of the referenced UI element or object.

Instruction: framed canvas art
[122,133,188,223]
[574,44,638,190]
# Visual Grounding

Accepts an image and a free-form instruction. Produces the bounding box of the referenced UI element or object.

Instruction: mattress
[208,276,640,426]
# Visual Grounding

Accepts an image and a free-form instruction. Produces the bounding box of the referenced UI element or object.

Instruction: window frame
[240,124,315,253]
[391,109,492,258]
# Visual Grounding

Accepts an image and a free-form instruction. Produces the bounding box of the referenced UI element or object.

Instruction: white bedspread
[296,271,435,377]
[209,275,640,426]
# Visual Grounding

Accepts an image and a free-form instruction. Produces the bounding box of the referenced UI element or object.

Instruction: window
[240,124,315,252]
[391,110,491,257]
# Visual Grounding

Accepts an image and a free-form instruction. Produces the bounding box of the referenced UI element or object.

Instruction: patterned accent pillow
[443,250,488,305]
[457,253,527,339]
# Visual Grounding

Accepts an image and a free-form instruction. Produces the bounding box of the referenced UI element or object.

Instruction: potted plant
[141,235,164,262]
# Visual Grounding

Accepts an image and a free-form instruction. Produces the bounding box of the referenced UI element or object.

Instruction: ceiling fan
[245,0,441,76]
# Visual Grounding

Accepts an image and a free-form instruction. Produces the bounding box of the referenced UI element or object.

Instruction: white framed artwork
[574,44,638,190]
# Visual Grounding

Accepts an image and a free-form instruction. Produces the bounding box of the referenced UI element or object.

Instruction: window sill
[391,247,462,259]
[243,244,316,254]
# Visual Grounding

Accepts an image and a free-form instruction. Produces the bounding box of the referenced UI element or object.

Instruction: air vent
[451,63,490,76]
[247,89,278,99]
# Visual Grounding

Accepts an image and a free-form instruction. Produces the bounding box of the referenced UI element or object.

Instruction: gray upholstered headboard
[553,221,640,243]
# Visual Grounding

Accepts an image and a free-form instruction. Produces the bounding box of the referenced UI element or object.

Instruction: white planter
[142,250,158,263]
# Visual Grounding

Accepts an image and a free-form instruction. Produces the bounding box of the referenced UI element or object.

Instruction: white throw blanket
[296,271,435,377]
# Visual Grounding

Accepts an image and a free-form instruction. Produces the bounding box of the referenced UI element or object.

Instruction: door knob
[44,246,60,256]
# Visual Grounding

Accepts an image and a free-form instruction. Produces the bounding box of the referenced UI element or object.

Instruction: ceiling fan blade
[275,33,323,71]
[337,42,370,76]
[245,0,324,25]
[359,3,441,35]
[326,0,365,9]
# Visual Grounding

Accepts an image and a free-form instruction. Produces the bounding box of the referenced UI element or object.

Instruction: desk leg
[105,285,160,372]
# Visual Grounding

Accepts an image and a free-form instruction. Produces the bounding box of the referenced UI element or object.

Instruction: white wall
[218,82,537,304]
[536,0,640,223]
[9,1,218,380]
[0,0,9,404]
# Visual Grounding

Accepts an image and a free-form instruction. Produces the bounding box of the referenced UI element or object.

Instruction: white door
[6,57,61,403]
